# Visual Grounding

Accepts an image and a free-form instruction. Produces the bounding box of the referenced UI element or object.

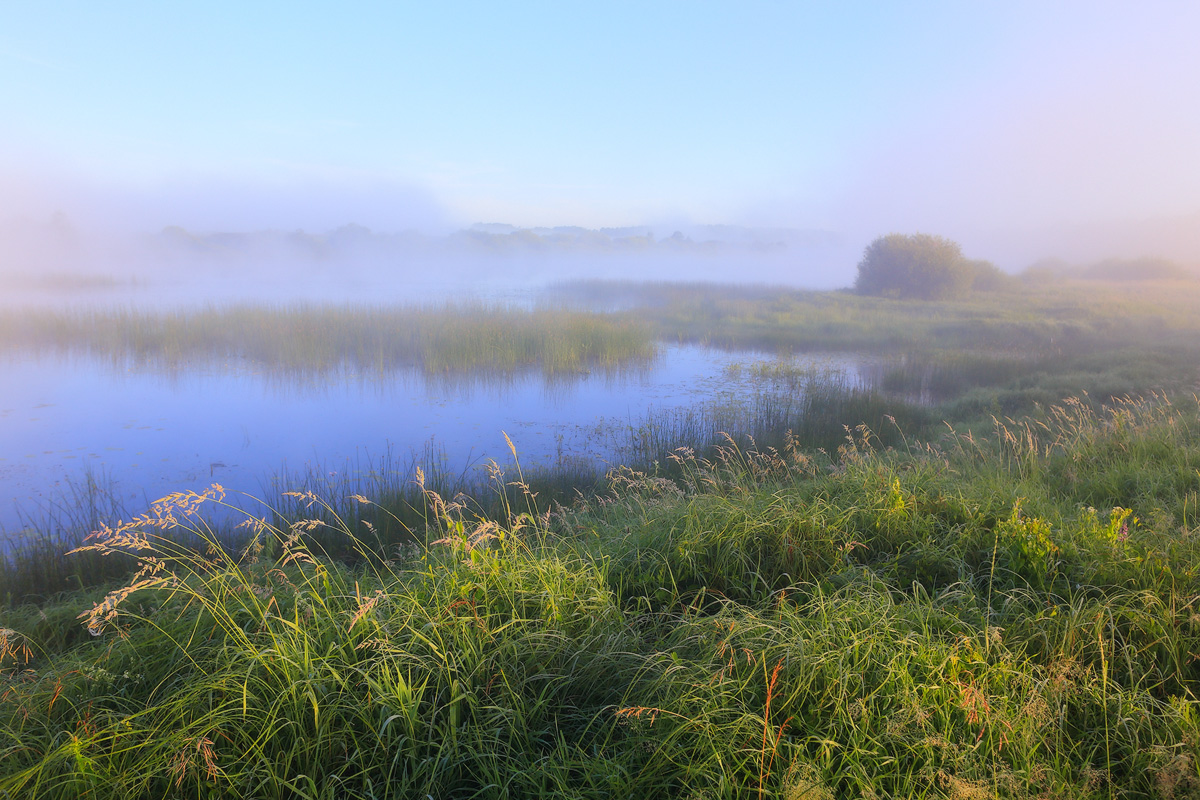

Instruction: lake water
[0,345,863,533]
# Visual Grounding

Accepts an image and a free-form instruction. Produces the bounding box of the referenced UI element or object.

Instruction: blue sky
[3,2,1199,253]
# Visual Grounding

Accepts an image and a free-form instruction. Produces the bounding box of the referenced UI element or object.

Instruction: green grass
[553,279,1200,413]
[4,394,1200,798]
[552,277,1200,355]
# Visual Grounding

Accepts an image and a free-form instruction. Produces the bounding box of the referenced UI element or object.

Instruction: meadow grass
[554,278,1200,412]
[552,278,1200,356]
[3,394,1200,798]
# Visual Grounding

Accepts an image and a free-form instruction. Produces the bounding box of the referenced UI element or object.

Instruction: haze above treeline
[3,5,1199,295]
[4,208,1200,308]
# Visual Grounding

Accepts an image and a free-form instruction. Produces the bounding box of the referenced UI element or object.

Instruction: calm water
[0,345,860,531]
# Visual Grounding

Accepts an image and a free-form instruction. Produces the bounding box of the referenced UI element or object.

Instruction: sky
[3,2,1200,266]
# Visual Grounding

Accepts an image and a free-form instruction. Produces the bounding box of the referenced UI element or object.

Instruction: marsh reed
[0,302,658,379]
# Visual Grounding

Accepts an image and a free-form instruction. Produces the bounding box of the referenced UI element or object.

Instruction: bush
[854,233,976,300]
[965,258,1013,291]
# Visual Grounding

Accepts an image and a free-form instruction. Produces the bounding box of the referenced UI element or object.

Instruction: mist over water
[0,215,860,311]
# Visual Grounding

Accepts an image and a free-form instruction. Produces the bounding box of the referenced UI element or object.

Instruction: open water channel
[1,344,865,534]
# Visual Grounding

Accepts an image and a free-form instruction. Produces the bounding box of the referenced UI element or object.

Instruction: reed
[4,394,1200,797]
[0,302,658,380]
[551,278,1200,356]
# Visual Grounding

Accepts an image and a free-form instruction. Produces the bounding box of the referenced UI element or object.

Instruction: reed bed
[554,278,1200,362]
[4,394,1200,797]
[610,367,931,468]
[0,303,658,379]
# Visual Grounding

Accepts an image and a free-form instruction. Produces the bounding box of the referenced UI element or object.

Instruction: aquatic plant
[0,302,658,380]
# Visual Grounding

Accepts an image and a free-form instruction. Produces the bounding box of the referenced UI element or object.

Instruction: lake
[0,343,865,533]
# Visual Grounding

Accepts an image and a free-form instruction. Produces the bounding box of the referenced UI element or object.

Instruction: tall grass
[4,394,1200,797]
[0,469,141,608]
[552,278,1200,357]
[0,303,657,380]
[543,279,1200,427]
[611,366,930,467]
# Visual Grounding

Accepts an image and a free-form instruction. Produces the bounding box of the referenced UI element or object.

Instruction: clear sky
[3,2,1199,256]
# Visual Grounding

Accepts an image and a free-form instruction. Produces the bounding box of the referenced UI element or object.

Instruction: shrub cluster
[854,233,1009,300]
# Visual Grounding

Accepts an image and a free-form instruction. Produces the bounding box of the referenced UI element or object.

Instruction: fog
[5,169,1199,308]
[4,5,1199,302]
[0,177,861,308]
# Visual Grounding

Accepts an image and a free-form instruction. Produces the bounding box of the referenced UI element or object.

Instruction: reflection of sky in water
[0,346,861,531]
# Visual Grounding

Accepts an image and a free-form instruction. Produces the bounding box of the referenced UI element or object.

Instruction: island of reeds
[4,275,1200,798]
[0,302,658,379]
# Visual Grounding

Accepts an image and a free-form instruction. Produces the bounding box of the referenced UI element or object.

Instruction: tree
[853,233,974,300]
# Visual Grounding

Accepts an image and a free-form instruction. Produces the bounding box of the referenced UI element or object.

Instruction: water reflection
[1,345,861,533]
[0,303,658,382]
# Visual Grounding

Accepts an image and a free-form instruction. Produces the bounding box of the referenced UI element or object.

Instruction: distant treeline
[1023,255,1198,283]
[154,222,839,262]
[851,233,1197,302]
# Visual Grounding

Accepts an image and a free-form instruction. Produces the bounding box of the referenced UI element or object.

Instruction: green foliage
[993,502,1057,586]
[6,395,1200,797]
[854,233,977,300]
[965,258,1013,292]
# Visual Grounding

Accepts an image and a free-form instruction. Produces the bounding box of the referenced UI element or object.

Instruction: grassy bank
[5,280,1198,402]
[3,393,1200,797]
